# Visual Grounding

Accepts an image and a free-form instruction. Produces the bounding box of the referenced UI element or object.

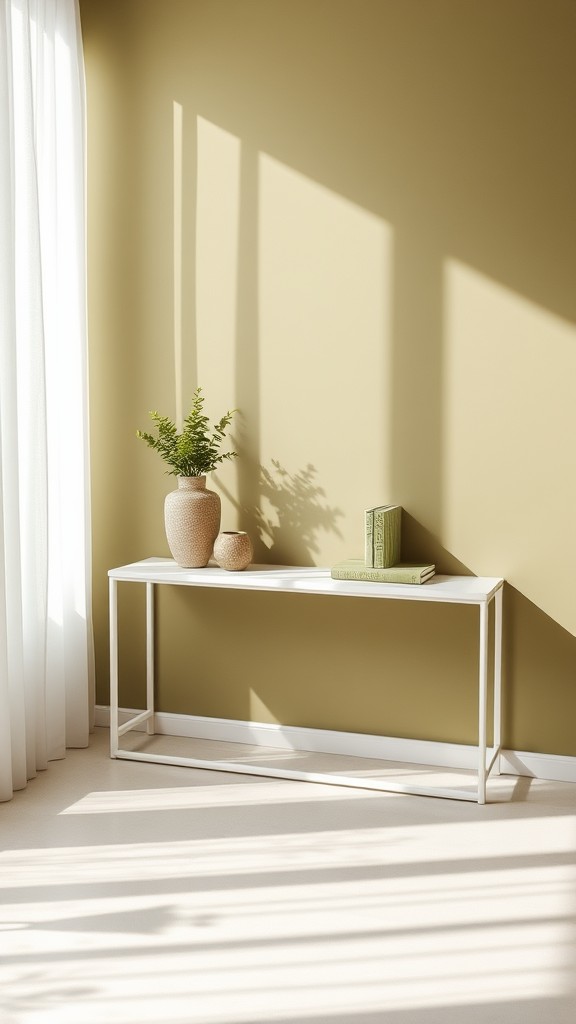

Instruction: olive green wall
[80,0,576,753]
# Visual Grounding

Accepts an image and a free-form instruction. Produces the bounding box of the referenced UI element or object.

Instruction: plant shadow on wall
[246,460,343,566]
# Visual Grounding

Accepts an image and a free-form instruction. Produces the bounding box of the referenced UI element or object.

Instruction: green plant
[137,387,237,477]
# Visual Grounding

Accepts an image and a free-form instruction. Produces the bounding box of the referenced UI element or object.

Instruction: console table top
[109,557,504,605]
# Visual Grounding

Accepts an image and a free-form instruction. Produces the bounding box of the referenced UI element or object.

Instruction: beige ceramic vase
[213,531,253,571]
[164,476,221,568]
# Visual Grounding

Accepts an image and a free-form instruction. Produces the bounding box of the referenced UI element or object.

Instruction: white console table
[109,558,504,804]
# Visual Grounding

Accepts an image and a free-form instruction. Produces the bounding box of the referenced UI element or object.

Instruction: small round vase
[164,476,221,568]
[213,531,253,571]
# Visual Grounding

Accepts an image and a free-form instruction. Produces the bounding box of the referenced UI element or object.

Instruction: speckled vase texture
[164,476,221,568]
[213,531,253,571]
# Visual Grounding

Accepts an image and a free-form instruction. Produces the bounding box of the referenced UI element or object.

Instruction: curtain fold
[0,0,94,802]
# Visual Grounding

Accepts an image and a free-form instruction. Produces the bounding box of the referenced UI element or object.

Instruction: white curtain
[0,0,94,802]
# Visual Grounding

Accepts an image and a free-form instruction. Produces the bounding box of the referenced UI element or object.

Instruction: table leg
[493,586,503,775]
[146,581,155,734]
[109,577,119,757]
[478,600,489,804]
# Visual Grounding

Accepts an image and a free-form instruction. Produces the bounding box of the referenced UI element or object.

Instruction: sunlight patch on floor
[1,812,575,1023]
[58,781,382,815]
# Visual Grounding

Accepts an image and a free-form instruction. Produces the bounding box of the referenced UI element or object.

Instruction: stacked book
[331,504,435,585]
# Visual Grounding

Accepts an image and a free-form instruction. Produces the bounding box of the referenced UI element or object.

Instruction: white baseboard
[94,706,576,785]
[499,749,576,784]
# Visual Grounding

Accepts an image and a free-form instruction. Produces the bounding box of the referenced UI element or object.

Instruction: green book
[332,559,435,585]
[367,504,401,568]
[364,509,374,565]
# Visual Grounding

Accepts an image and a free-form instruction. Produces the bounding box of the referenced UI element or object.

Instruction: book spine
[373,506,401,568]
[331,567,432,584]
[364,510,374,566]
[373,513,384,567]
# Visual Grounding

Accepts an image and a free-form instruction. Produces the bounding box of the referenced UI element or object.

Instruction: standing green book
[364,509,374,565]
[367,504,401,567]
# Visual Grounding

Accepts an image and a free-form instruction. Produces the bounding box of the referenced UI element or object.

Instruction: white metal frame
[109,558,504,804]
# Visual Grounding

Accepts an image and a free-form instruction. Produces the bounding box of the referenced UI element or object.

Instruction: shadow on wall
[400,512,473,576]
[503,586,576,754]
[232,458,343,566]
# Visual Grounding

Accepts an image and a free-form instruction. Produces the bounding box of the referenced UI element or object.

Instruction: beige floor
[1,727,576,1024]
